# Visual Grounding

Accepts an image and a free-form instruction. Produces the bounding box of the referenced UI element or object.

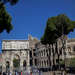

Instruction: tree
[0,0,19,33]
[41,14,75,44]
[13,58,20,68]
[0,0,19,5]
[0,2,13,33]
[41,17,58,71]
[41,14,75,71]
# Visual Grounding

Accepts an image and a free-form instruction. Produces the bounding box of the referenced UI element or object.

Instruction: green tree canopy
[13,58,20,68]
[41,14,75,45]
[0,2,13,33]
[0,0,19,33]
[0,0,19,5]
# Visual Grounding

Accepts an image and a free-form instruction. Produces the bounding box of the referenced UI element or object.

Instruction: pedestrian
[30,72,32,75]
[15,71,17,75]
[3,72,6,75]
[0,72,2,75]
[10,72,12,75]
[21,71,22,75]
[6,72,8,75]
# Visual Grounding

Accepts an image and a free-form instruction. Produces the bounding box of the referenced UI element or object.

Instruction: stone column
[20,56,23,71]
[10,59,13,73]
[2,54,6,73]
[50,45,53,69]
[2,63,6,73]
[27,50,30,72]
[10,53,13,73]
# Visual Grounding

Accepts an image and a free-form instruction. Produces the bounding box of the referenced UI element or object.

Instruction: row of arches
[6,60,27,72]
[6,54,27,72]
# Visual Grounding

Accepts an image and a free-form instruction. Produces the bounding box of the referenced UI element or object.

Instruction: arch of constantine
[0,35,39,73]
[2,40,30,73]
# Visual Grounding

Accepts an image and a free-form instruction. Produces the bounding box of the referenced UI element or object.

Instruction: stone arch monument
[2,40,30,73]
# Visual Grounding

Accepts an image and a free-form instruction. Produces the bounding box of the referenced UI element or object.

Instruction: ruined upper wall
[28,34,39,49]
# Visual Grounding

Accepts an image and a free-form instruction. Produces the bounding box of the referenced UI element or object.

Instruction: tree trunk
[52,43,55,70]
[56,41,60,70]
[49,44,51,69]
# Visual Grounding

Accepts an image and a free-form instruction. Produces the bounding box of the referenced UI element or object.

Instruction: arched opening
[6,61,10,72]
[23,60,26,67]
[23,60,26,70]
[13,54,20,68]
[67,47,71,54]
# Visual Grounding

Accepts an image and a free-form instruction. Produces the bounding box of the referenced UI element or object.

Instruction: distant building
[33,37,75,71]
[33,42,60,71]
[66,38,75,58]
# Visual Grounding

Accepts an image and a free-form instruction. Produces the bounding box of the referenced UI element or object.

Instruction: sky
[0,0,75,52]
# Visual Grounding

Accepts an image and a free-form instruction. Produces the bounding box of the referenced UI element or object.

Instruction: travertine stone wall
[2,40,30,73]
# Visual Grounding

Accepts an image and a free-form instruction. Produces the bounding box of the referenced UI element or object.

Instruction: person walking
[16,71,18,75]
[8,72,11,75]
[21,71,22,75]
[0,72,2,75]
[30,72,32,75]
[3,72,6,75]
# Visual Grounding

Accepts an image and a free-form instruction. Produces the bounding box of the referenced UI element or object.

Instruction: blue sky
[0,0,75,52]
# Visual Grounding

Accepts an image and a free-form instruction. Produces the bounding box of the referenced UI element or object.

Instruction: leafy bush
[69,58,75,67]
[13,58,20,68]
